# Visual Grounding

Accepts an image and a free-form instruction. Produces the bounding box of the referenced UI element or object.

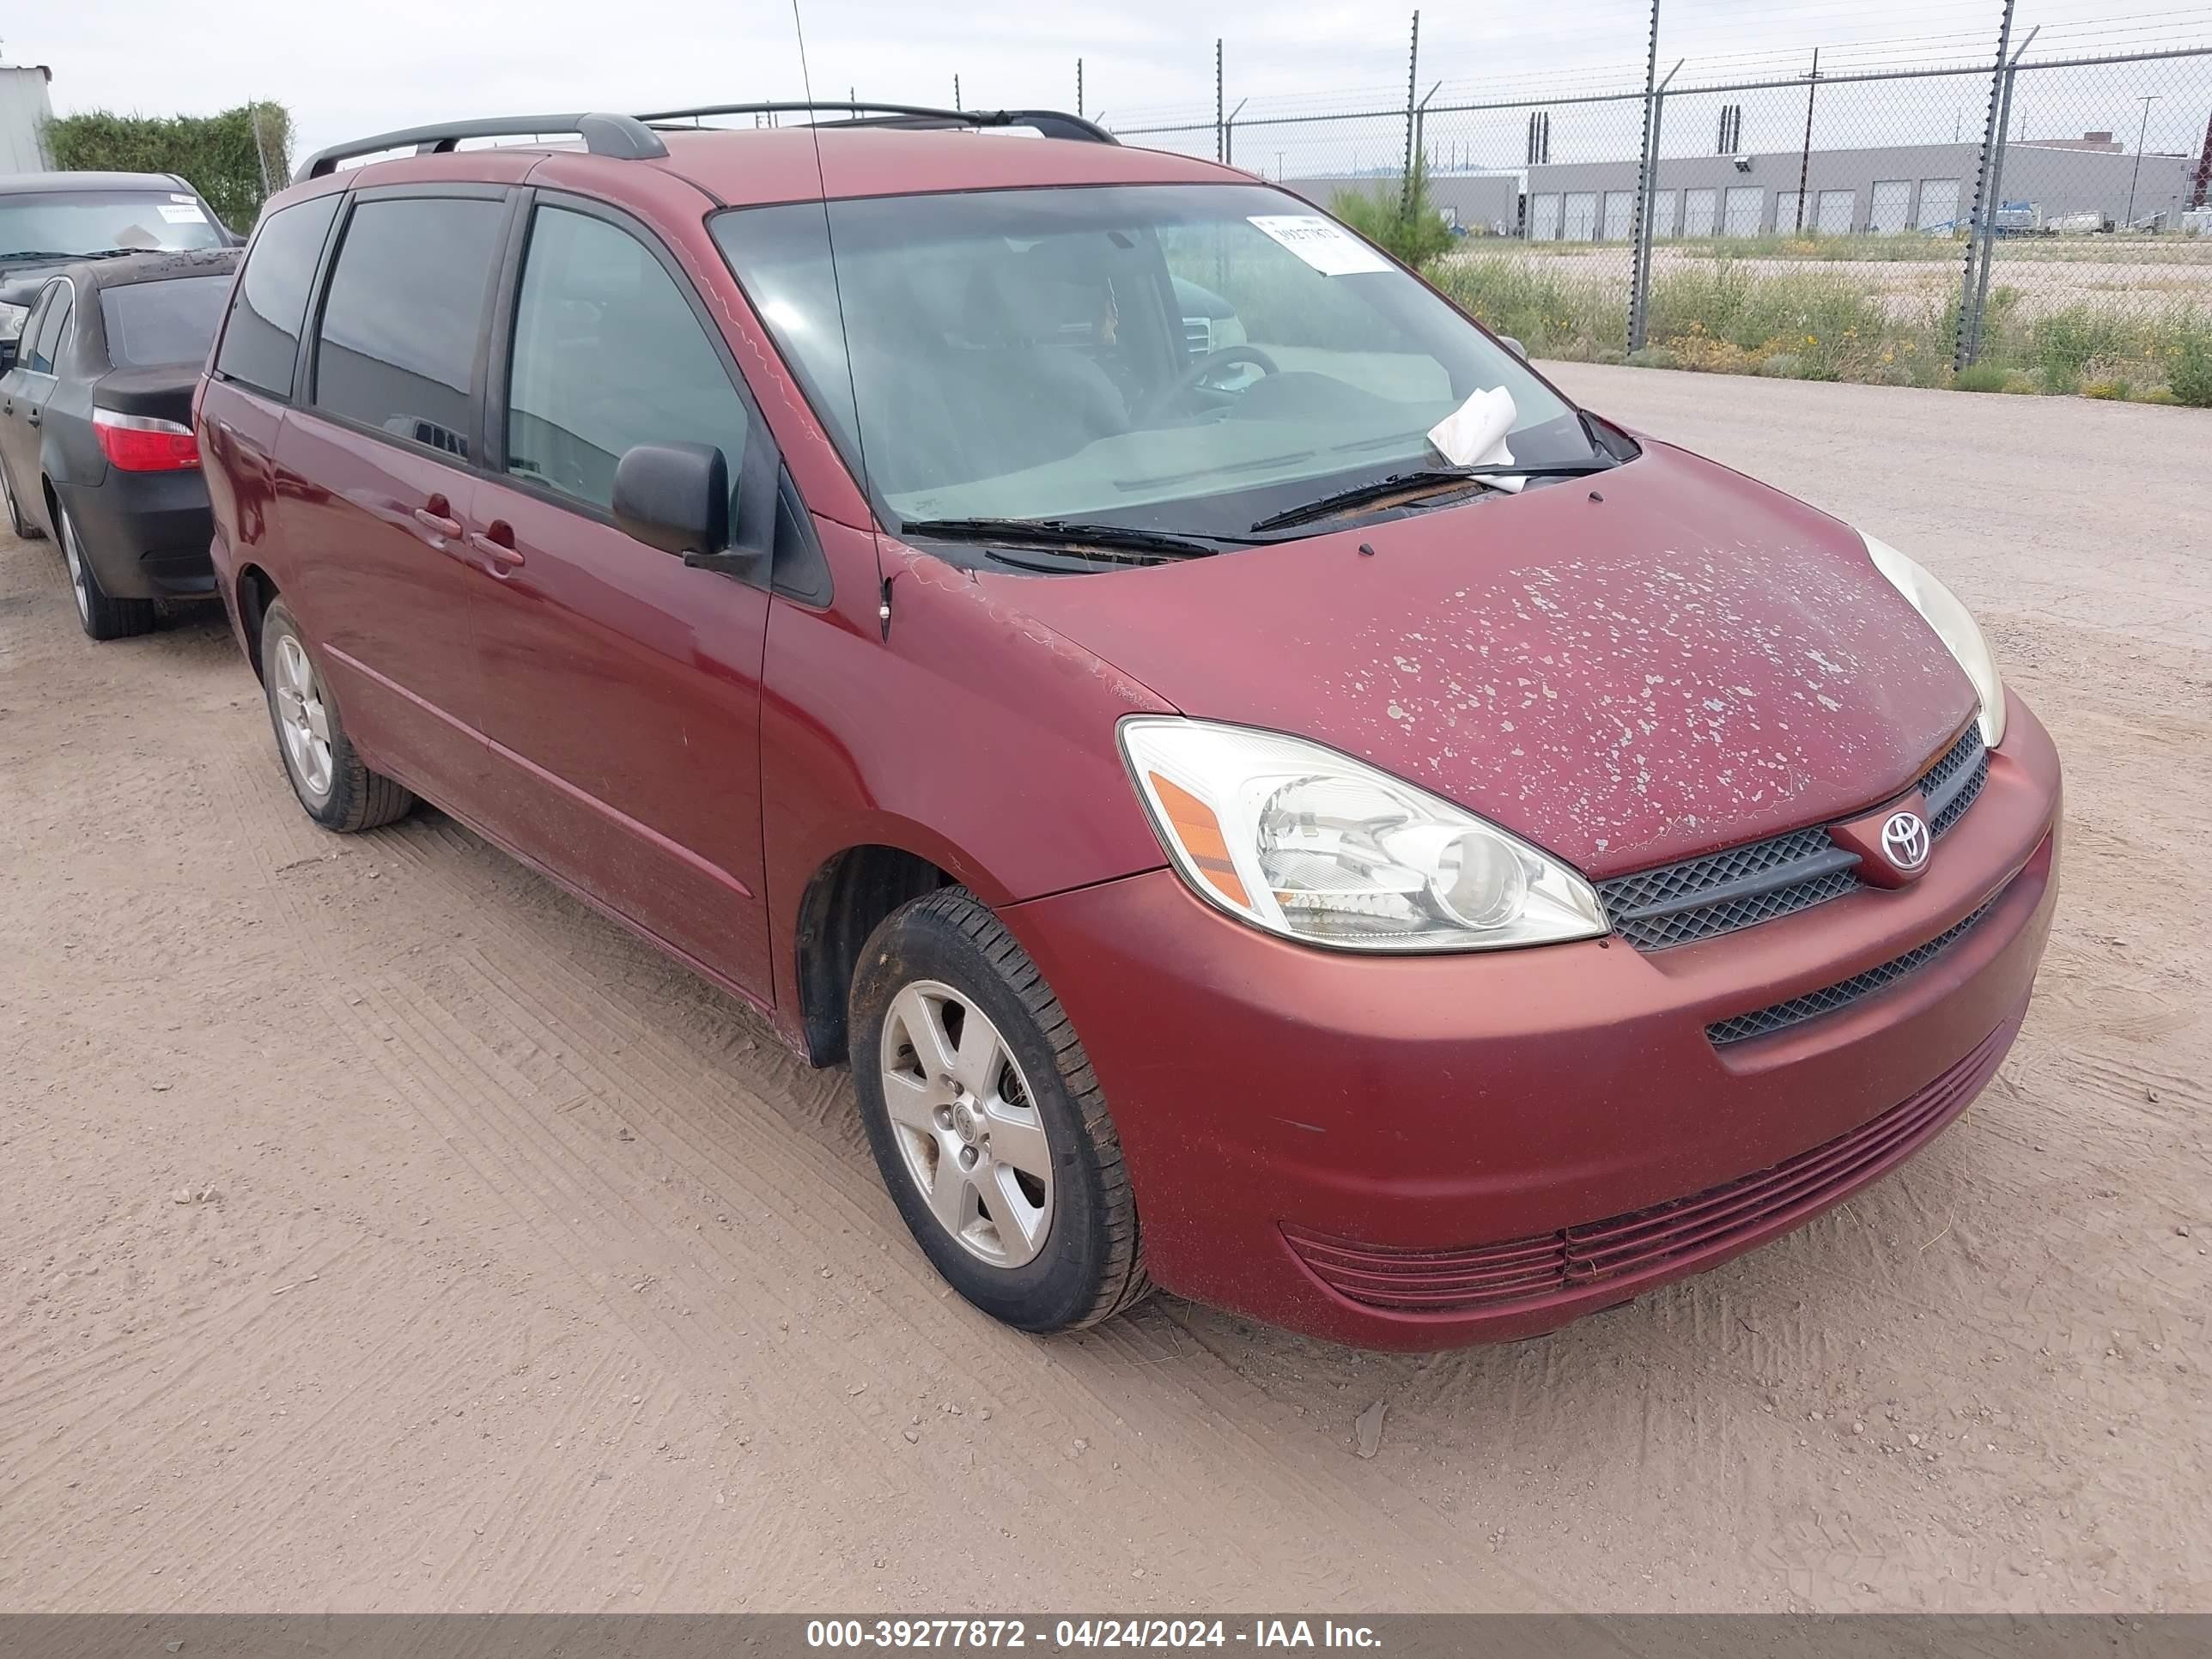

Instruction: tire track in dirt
[325,813,1550,1607]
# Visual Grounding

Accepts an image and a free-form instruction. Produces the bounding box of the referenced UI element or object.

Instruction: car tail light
[92,407,200,471]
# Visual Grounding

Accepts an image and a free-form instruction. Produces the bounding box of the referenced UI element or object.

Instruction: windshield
[712,183,1594,540]
[0,191,225,261]
[100,274,233,367]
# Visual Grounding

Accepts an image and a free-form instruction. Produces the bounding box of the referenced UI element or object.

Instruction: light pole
[2124,94,2160,229]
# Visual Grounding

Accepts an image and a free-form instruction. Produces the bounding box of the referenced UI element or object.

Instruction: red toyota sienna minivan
[196,104,2060,1351]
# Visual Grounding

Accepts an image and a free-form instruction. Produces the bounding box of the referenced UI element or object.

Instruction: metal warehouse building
[1525,136,2200,238]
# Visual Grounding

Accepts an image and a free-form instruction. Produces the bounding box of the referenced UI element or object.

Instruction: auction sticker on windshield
[1246,215,1391,276]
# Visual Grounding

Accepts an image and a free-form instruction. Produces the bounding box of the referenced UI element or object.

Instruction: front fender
[760,542,1176,1051]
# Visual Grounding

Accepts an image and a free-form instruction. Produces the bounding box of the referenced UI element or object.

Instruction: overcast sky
[15,0,2212,169]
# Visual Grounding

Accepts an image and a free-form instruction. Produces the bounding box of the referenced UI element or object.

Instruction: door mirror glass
[612,441,729,556]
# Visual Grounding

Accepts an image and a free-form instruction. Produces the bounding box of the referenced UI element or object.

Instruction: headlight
[1863,532,2006,749]
[0,301,27,343]
[1118,717,1608,952]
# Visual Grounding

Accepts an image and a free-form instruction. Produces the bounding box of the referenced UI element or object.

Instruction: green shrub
[2081,378,2130,400]
[1430,256,1617,361]
[1330,155,1457,274]
[1953,364,2010,392]
[2169,324,2212,408]
[2137,386,2182,405]
[44,102,291,229]
[2030,307,2135,388]
[1648,260,1889,380]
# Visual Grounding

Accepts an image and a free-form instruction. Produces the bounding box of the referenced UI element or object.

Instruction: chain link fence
[1109,39,2212,403]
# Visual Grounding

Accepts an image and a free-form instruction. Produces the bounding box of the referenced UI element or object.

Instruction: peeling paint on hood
[985,440,1978,878]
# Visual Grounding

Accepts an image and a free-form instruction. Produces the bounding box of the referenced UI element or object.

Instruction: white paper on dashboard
[1426,385,1524,489]
[1246,215,1392,276]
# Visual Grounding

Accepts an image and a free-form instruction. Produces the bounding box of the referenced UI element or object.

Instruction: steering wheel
[1138,344,1280,422]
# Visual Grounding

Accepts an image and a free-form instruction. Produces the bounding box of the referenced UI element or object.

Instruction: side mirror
[612,441,731,559]
[1498,335,1528,362]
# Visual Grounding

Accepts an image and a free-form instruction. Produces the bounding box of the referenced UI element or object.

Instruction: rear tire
[259,598,414,832]
[850,887,1151,1334]
[59,502,155,641]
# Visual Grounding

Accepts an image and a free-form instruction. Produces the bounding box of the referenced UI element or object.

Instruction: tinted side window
[215,194,340,398]
[314,197,506,459]
[14,283,58,373]
[25,288,70,374]
[101,275,234,368]
[505,206,749,511]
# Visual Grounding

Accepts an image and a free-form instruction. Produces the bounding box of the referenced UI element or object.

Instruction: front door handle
[24,411,38,429]
[469,522,524,572]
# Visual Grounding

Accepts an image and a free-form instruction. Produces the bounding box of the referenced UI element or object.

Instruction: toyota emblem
[1880,810,1931,874]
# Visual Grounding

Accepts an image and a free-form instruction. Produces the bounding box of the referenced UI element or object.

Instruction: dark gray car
[0,248,238,639]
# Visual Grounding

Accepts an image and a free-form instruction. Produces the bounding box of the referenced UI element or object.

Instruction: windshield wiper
[1249,460,1618,533]
[897,516,1222,564]
[0,247,158,264]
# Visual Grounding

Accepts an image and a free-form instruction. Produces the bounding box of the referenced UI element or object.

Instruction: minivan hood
[984,441,1978,878]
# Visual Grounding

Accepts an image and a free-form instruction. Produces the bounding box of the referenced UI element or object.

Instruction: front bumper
[1006,693,2061,1350]
[58,472,216,600]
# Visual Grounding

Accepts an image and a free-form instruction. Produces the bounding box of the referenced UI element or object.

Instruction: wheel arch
[791,842,959,1067]
[234,562,281,681]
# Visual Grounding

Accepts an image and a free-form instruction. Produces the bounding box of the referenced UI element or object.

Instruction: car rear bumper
[58,473,216,600]
[1005,692,2061,1350]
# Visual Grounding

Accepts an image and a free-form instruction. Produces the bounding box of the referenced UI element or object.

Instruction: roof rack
[295,112,668,181]
[293,100,1116,184]
[632,101,1118,146]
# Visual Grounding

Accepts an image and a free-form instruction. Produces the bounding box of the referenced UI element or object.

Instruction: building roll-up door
[1869,179,1911,233]
[1682,188,1717,236]
[1917,178,1961,230]
[1723,185,1763,234]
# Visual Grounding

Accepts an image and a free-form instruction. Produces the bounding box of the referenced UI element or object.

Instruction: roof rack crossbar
[295,112,668,181]
[633,100,1118,146]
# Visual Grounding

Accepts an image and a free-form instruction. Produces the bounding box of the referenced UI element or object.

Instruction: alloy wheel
[272,634,335,799]
[59,510,91,624]
[878,979,1055,1268]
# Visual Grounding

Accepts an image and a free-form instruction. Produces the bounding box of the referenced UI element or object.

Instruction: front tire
[58,501,155,641]
[259,598,414,831]
[850,888,1151,1334]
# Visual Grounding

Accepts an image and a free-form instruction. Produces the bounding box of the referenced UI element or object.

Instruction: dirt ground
[2,368,2207,1613]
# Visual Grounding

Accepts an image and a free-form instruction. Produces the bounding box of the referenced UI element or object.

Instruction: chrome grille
[1597,726,1989,952]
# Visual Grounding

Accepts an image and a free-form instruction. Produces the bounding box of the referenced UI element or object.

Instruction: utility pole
[2124,94,2161,228]
[1629,55,1685,351]
[1214,39,1224,163]
[1967,23,2039,343]
[1954,0,2017,370]
[1795,47,1820,232]
[1400,10,1421,219]
[1626,0,1663,348]
[954,74,962,109]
